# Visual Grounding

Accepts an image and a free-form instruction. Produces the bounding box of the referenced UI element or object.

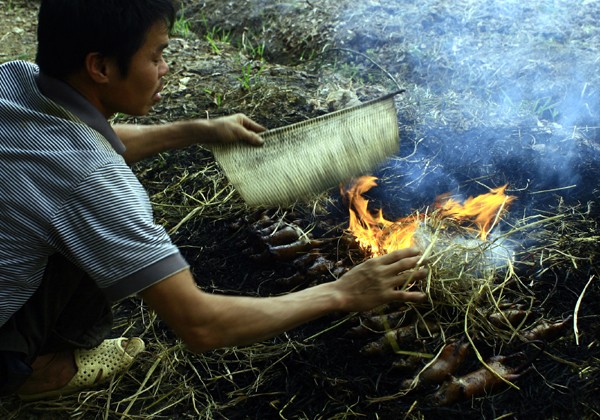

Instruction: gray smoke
[333,0,600,217]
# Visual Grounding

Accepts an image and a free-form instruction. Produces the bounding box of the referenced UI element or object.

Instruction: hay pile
[333,175,599,413]
[2,155,599,419]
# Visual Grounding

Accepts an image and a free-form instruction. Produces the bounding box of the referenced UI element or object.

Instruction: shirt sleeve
[49,162,189,301]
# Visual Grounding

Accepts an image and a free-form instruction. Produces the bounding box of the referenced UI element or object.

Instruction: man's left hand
[206,114,266,146]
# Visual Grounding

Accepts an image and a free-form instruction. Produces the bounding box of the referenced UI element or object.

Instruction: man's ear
[85,52,115,84]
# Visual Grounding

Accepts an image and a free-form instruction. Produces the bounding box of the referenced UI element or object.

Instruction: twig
[574,275,595,345]
[529,185,577,195]
[464,285,520,391]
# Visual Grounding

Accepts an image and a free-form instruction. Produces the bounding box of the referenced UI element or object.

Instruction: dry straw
[3,202,598,418]
[376,202,598,363]
[371,204,600,399]
[404,212,523,344]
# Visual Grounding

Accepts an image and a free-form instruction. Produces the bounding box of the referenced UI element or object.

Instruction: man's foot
[18,338,144,400]
[17,350,77,396]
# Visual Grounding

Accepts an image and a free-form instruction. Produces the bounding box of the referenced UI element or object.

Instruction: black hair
[36,0,175,79]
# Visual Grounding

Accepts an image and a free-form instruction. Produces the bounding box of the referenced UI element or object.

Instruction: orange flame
[345,176,516,256]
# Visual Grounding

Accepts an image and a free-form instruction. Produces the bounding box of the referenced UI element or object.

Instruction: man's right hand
[331,247,428,313]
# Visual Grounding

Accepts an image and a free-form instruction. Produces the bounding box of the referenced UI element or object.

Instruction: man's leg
[0,254,113,396]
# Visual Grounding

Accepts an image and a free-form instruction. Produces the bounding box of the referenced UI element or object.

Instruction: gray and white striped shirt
[0,61,188,327]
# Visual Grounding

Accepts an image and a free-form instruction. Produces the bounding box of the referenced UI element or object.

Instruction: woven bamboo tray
[211,91,402,207]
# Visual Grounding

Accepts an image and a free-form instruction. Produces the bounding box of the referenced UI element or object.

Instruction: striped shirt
[0,61,189,327]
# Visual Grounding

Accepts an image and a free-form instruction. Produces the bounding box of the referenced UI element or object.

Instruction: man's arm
[114,114,266,165]
[139,248,427,353]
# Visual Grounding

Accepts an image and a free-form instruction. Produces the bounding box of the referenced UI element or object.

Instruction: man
[0,0,427,400]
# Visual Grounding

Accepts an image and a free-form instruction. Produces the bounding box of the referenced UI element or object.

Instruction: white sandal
[19,337,145,401]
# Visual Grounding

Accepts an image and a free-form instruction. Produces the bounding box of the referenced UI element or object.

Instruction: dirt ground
[1,0,600,419]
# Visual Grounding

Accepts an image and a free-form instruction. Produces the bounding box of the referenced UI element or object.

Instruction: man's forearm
[140,270,343,353]
[113,121,208,164]
[183,283,343,352]
[113,114,265,165]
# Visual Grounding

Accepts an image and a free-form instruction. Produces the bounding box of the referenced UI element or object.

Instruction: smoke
[413,223,516,274]
[333,0,600,217]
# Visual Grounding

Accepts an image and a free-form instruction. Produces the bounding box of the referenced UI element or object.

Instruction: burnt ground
[1,0,600,419]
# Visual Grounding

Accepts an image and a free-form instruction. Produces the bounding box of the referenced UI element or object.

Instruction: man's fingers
[374,247,422,265]
[393,290,428,303]
[231,115,265,146]
[245,119,266,134]
[237,114,266,133]
[395,266,428,285]
[385,255,426,277]
[241,130,264,146]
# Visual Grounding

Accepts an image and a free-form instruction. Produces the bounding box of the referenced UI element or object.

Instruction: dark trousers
[0,254,113,395]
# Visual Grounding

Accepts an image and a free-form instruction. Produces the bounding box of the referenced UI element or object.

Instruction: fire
[435,185,515,241]
[344,176,516,257]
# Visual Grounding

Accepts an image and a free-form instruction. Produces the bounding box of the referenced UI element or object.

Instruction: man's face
[103,22,170,116]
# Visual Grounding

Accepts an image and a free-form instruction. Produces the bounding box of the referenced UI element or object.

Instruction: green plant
[241,33,266,61]
[199,12,232,55]
[205,27,231,55]
[203,88,223,108]
[338,62,360,80]
[214,93,223,108]
[1,53,34,65]
[205,33,221,54]
[521,96,560,120]
[299,48,318,62]
[253,42,266,61]
[109,112,127,123]
[237,63,253,90]
[217,28,231,43]
[172,8,191,38]
[237,62,264,91]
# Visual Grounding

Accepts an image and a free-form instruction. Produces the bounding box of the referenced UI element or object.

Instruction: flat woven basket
[211,91,402,207]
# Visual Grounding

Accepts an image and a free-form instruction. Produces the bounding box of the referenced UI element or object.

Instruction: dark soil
[1,0,600,419]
